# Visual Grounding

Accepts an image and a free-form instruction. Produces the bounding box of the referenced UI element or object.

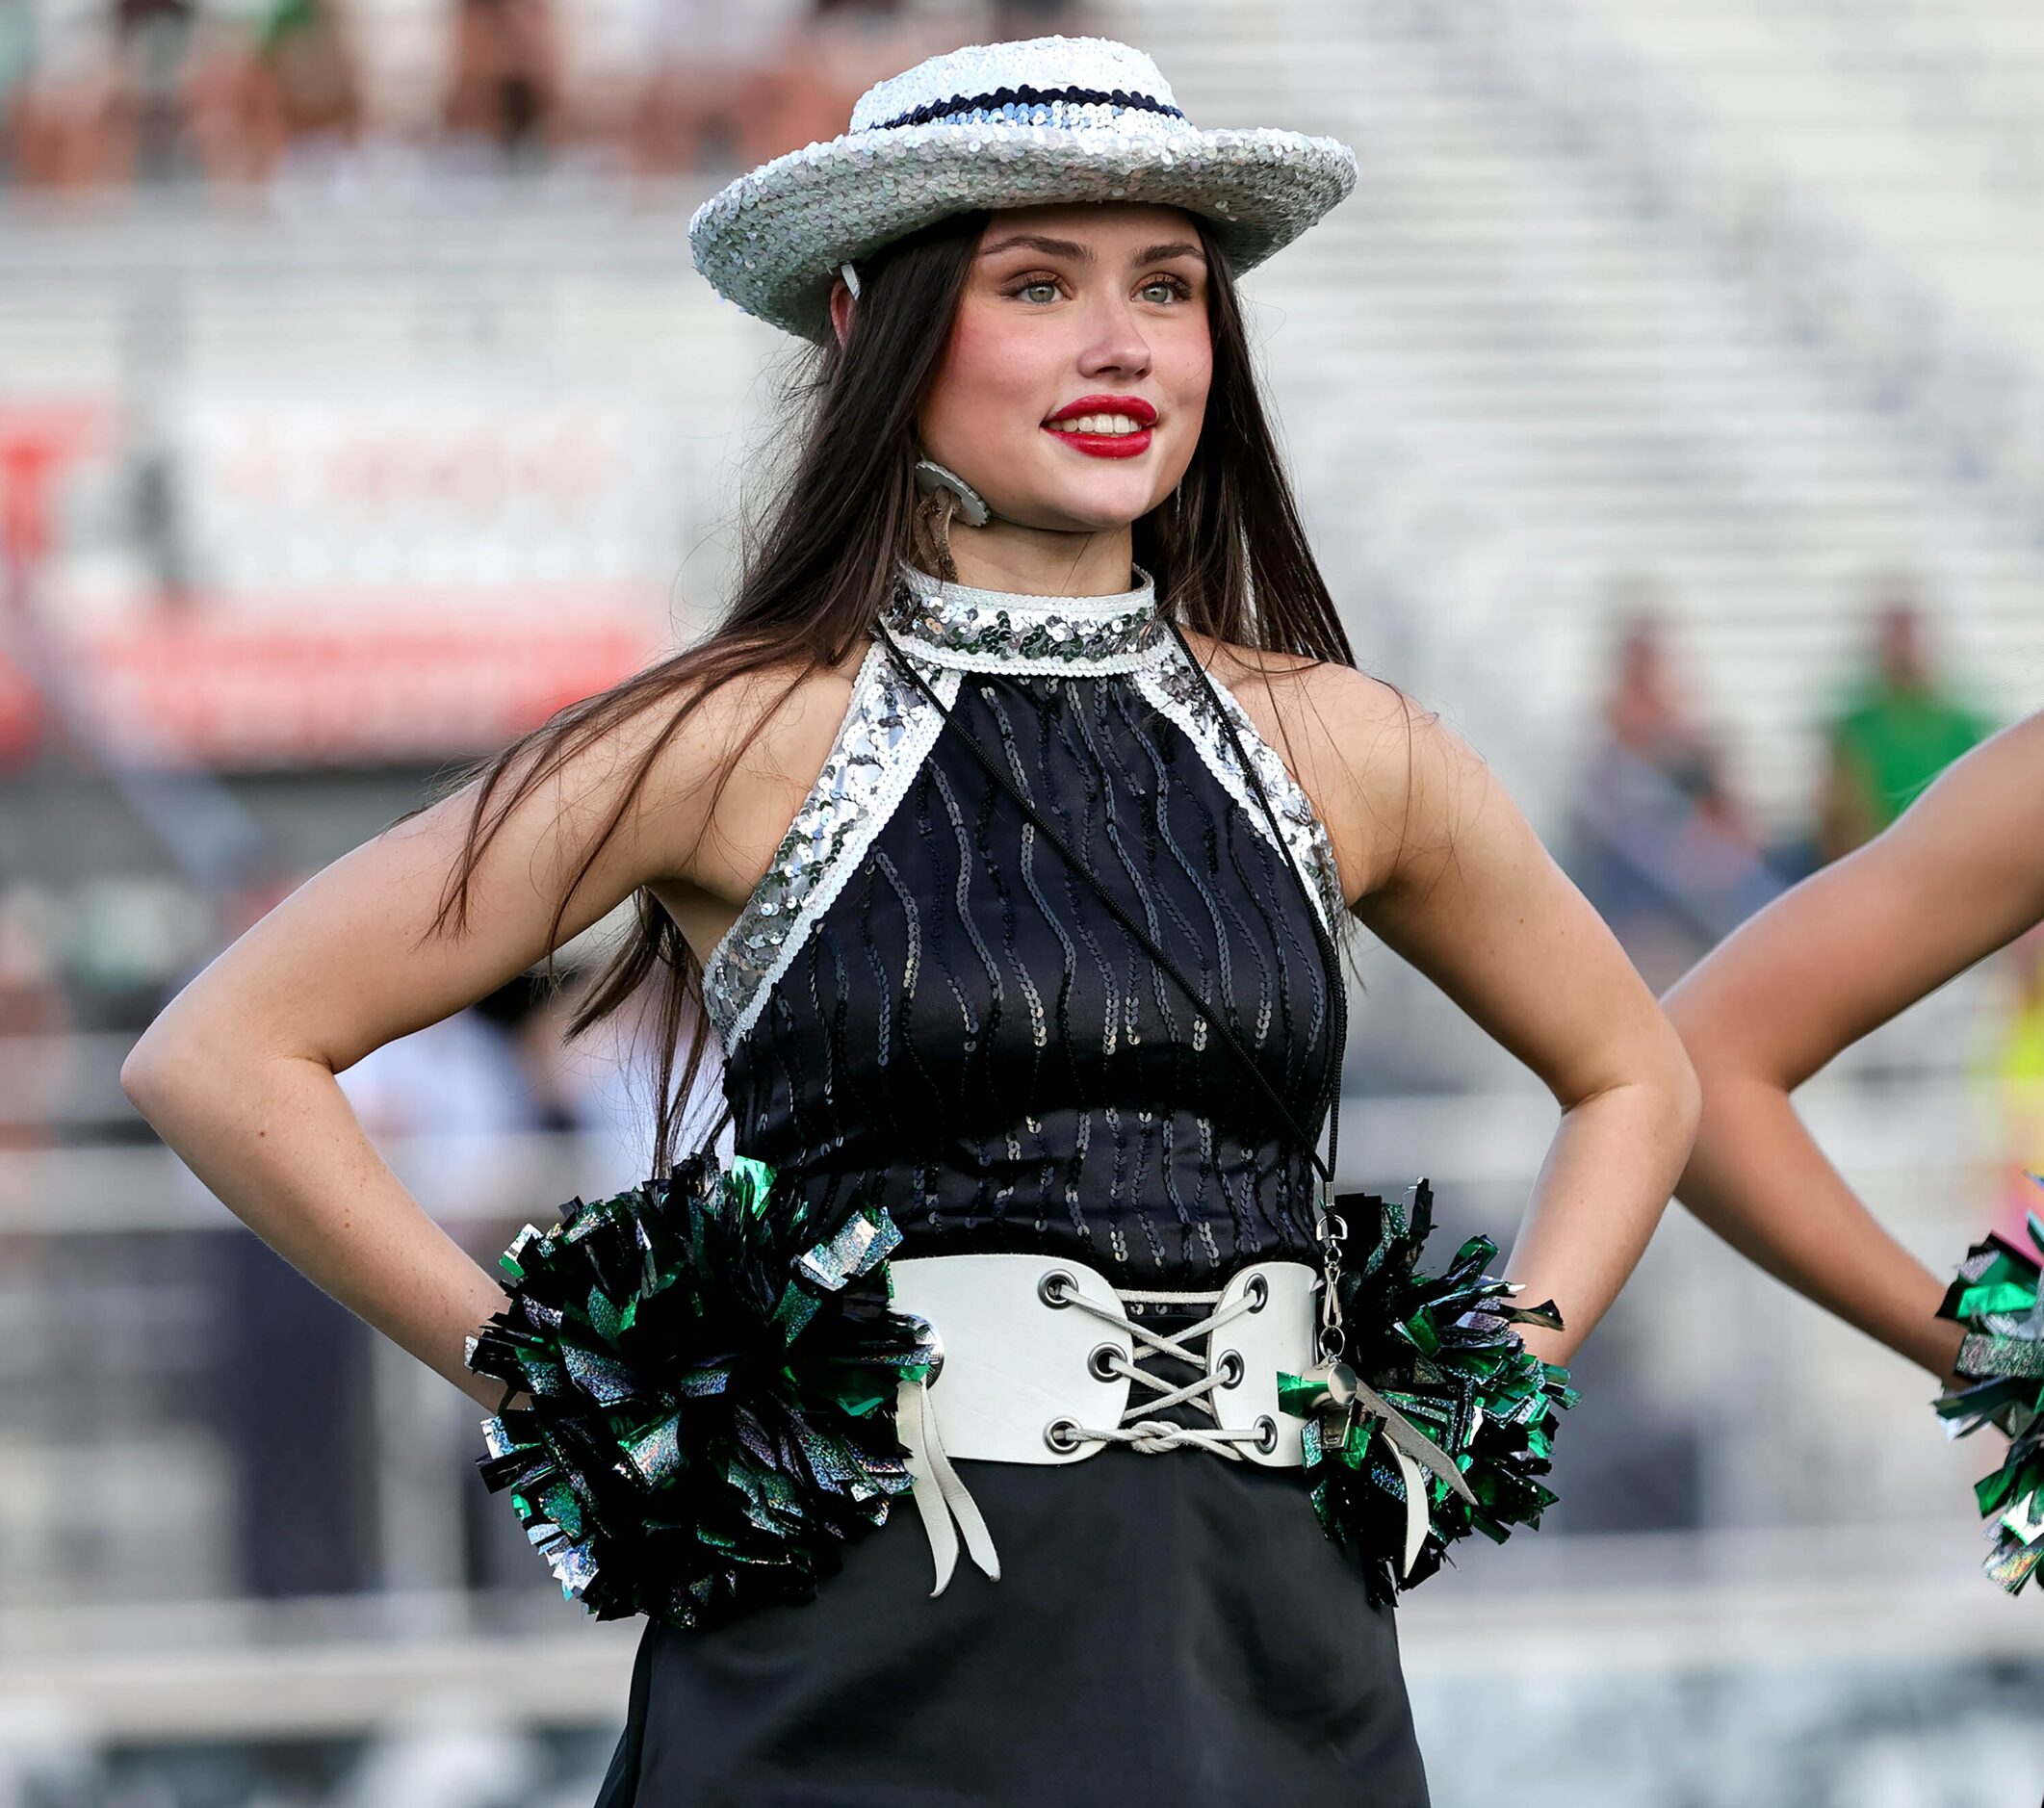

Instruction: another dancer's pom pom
[1934,1185,2044,1598]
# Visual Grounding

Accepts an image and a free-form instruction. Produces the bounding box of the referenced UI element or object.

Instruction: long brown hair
[417,204,1359,1175]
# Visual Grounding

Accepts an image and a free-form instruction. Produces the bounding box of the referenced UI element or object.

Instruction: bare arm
[1663,712,2044,1381]
[119,672,809,1408]
[1327,677,1701,1367]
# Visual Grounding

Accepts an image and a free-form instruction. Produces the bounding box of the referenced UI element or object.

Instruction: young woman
[121,37,1698,1803]
[1666,711,2044,1590]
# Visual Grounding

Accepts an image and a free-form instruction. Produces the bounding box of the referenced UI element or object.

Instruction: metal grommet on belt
[885,1254,1322,1598]
[1038,1268,1076,1307]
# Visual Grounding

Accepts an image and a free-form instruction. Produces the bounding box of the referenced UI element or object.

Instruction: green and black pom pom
[465,1153,937,1631]
[1933,1189,2044,1598]
[1280,1180,1578,1606]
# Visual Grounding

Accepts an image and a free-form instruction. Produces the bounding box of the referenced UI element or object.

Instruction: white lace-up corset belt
[886,1253,1320,1594]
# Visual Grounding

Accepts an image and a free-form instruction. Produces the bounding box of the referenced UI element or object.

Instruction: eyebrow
[977,234,1207,266]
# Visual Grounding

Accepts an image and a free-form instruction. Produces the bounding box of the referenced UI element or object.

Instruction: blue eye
[1018,280,1059,303]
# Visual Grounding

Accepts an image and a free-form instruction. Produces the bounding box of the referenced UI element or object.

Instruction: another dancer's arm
[1663,713,2044,1381]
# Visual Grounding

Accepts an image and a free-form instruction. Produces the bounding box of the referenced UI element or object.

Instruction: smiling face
[914,203,1214,534]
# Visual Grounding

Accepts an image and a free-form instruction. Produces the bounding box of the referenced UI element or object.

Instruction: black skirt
[592,1443,1432,1805]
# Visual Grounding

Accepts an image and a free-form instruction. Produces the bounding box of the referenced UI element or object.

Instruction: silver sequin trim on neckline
[703,621,1351,1055]
[702,639,960,1051]
[880,563,1171,675]
[1135,641,1352,947]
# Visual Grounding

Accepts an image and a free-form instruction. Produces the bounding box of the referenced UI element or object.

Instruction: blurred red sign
[0,391,695,767]
[67,596,663,765]
[0,400,113,565]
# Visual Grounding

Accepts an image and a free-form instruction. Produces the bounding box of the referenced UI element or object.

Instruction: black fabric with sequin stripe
[868,85,1188,133]
[718,665,1338,1287]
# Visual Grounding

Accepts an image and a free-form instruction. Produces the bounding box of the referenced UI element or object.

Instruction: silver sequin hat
[687,35,1358,343]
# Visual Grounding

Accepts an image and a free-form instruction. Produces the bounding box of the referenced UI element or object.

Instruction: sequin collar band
[880,562,1170,674]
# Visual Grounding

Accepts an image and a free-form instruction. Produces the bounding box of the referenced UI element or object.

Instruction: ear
[829,276,855,349]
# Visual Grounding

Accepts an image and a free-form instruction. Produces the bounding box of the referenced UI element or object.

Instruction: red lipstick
[1043,393,1157,460]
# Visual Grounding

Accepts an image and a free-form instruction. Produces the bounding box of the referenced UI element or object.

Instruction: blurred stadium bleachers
[1,1,2041,1802]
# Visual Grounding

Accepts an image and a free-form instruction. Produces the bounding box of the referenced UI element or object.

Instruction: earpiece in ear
[912,458,993,529]
[839,260,862,299]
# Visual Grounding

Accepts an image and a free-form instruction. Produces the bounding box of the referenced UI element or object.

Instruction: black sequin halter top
[708,562,1353,1288]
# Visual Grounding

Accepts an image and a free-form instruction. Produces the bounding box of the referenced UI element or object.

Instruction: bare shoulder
[515,644,842,858]
[1177,630,1480,905]
[635,638,873,954]
[675,642,867,788]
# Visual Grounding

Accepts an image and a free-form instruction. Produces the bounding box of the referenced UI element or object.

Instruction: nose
[1074,291,1153,382]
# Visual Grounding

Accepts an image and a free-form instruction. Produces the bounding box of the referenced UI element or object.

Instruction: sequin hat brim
[687,118,1358,344]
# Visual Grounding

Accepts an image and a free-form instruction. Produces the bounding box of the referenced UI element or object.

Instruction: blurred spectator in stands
[335,973,550,1217]
[115,0,198,180]
[243,0,363,183]
[6,12,134,188]
[0,886,77,1165]
[176,14,263,183]
[622,0,827,176]
[1817,578,1990,864]
[5,0,204,188]
[442,0,561,170]
[0,0,33,164]
[990,0,1082,34]
[512,967,684,1195]
[801,0,953,154]
[620,0,942,177]
[1572,596,1776,991]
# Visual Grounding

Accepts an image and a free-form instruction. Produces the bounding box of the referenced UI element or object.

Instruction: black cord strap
[874,620,1347,1198]
[1160,620,1348,1201]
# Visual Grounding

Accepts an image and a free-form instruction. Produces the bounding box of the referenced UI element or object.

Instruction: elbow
[1666,1036,1703,1160]
[1661,981,1756,1107]
[1644,1004,1703,1154]
[1579,1019,1701,1158]
[120,1023,185,1123]
[120,1011,222,1124]
[1663,992,1790,1149]
[123,1012,324,1128]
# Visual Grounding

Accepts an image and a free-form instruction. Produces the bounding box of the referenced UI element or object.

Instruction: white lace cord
[896,1372,1001,1596]
[1078,1289,1477,1578]
[1086,1287,1480,1576]
[1312,1367,1482,1578]
[893,1281,1265,1590]
[1389,1440,1433,1578]
[1058,1284,1268,1457]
